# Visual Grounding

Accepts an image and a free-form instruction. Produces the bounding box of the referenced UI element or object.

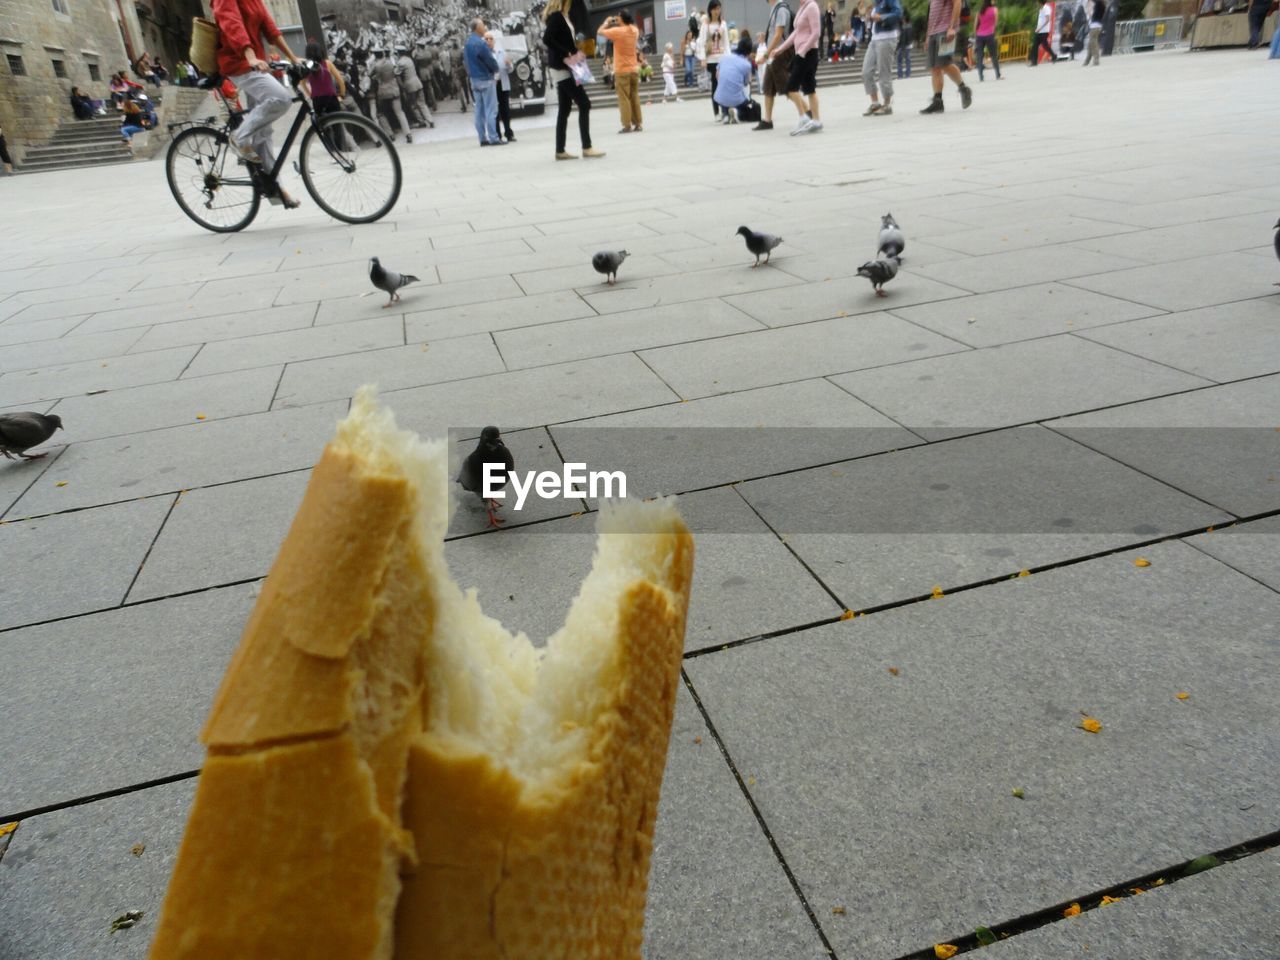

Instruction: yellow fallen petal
[0,822,16,837]
[1099,895,1122,906]
[1063,902,1081,918]
[1129,887,1144,895]
[195,414,206,421]
[935,945,959,959]
[931,585,945,599]
[1176,691,1189,700]
[1018,569,1030,578]
[1081,716,1102,734]
[840,609,855,621]
[1134,557,1151,567]
[888,666,900,676]
[55,481,68,488]
[832,905,846,915]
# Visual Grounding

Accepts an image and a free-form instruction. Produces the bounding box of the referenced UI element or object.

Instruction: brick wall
[0,0,132,161]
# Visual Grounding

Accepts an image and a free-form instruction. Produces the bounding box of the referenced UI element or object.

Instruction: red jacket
[212,0,283,77]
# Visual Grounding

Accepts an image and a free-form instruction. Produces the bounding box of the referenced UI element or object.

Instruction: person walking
[1029,0,1057,64]
[452,42,473,110]
[974,0,1000,79]
[897,16,914,76]
[683,31,697,85]
[662,42,680,101]
[920,0,973,112]
[822,2,837,57]
[1082,0,1104,64]
[397,47,434,128]
[861,0,901,116]
[464,18,502,146]
[212,0,301,207]
[601,10,643,132]
[703,0,730,118]
[373,49,413,143]
[1247,0,1271,47]
[486,31,517,141]
[543,0,605,160]
[755,0,794,130]
[772,0,823,134]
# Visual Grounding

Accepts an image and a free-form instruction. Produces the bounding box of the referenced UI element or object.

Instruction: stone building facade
[0,0,301,161]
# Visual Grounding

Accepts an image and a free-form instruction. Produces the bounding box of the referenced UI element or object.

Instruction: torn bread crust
[149,389,693,960]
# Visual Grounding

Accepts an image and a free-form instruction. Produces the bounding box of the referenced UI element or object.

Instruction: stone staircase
[581,49,869,110]
[18,115,133,173]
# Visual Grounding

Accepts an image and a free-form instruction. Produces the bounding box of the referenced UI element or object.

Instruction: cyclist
[212,0,302,208]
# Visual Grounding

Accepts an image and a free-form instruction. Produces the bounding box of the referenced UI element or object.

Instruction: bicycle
[166,60,403,233]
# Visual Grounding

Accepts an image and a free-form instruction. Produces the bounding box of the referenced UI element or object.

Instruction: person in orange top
[211,0,302,207]
[600,10,643,133]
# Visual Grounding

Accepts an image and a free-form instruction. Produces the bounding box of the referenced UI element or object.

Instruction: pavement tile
[684,541,1280,960]
[923,216,1140,257]
[738,425,1227,609]
[1185,516,1280,594]
[72,295,295,337]
[639,313,967,399]
[0,450,58,518]
[0,779,196,960]
[313,275,525,323]
[986,849,1280,960]
[272,334,504,408]
[830,335,1211,439]
[125,302,319,353]
[0,315,88,347]
[0,585,254,816]
[552,378,920,496]
[1066,212,1277,264]
[382,353,678,438]
[1074,299,1280,382]
[917,246,1146,294]
[404,289,596,342]
[448,427,578,536]
[12,401,347,516]
[890,283,1163,348]
[496,299,763,370]
[0,495,173,630]
[127,471,312,601]
[49,367,281,445]
[1065,252,1276,313]
[581,263,803,315]
[0,346,199,408]
[724,273,971,327]
[0,329,146,375]
[181,315,403,379]
[3,282,206,325]
[1049,374,1280,518]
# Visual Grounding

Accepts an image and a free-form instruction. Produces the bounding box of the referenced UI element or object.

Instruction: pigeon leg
[751,254,760,269]
[19,451,47,460]
[875,286,887,297]
[764,251,772,265]
[1,449,14,460]
[485,498,506,527]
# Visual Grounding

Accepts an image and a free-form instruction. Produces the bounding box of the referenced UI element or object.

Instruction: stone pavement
[1,48,1278,959]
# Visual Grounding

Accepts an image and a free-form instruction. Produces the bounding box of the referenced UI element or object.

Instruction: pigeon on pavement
[877,213,905,259]
[369,257,420,307]
[592,250,630,285]
[857,255,901,297]
[457,426,515,528]
[0,412,63,460]
[736,226,783,267]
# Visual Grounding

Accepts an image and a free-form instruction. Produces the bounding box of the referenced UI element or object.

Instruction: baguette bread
[148,389,693,959]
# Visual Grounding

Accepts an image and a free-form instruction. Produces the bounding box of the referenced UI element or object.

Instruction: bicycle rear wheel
[166,126,260,233]
[298,112,402,224]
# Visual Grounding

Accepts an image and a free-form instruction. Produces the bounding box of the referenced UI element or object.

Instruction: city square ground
[1,47,1278,959]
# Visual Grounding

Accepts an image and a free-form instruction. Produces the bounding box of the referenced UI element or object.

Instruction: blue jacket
[463,33,499,81]
[871,0,902,33]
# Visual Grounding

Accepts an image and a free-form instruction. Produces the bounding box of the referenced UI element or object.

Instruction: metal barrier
[1112,17,1184,53]
[998,30,1030,61]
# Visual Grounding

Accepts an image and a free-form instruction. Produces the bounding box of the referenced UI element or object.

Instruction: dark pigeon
[736,226,783,267]
[878,213,905,259]
[0,412,63,460]
[591,249,629,285]
[369,256,420,307]
[1273,218,1279,285]
[457,426,515,528]
[856,255,901,297]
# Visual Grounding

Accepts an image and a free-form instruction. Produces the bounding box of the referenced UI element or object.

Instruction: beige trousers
[616,71,643,128]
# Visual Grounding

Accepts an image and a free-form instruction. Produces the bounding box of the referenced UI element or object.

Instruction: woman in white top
[755,31,768,94]
[702,0,729,118]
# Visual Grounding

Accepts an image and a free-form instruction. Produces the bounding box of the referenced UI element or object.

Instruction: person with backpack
[1082,0,1104,65]
[861,0,902,116]
[754,0,794,131]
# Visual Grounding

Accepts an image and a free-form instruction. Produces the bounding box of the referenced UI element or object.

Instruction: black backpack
[689,13,700,37]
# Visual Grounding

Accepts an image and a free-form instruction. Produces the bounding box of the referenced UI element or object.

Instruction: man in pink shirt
[919,0,972,113]
[773,0,823,134]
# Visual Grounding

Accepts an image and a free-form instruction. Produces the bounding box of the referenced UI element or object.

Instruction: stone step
[18,154,134,173]
[22,144,132,163]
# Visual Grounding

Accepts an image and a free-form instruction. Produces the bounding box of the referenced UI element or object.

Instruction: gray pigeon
[592,249,629,285]
[369,256,420,307]
[857,255,901,297]
[877,213,905,259]
[737,226,783,267]
[0,412,63,460]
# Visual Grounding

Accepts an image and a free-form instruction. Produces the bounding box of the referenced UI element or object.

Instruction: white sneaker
[789,118,810,135]
[808,119,824,133]
[729,112,739,124]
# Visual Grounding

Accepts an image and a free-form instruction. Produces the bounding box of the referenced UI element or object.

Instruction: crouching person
[713,36,760,124]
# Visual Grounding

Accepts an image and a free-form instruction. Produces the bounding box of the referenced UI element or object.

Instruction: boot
[920,93,944,114]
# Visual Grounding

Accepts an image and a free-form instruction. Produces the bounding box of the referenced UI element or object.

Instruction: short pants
[787,47,819,95]
[764,47,793,97]
[926,31,955,68]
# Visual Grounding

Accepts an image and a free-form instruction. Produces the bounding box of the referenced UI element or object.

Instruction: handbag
[190,17,219,75]
[566,51,594,85]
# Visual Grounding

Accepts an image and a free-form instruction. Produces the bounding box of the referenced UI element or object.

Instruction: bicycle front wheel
[166,126,260,233]
[299,112,402,224]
